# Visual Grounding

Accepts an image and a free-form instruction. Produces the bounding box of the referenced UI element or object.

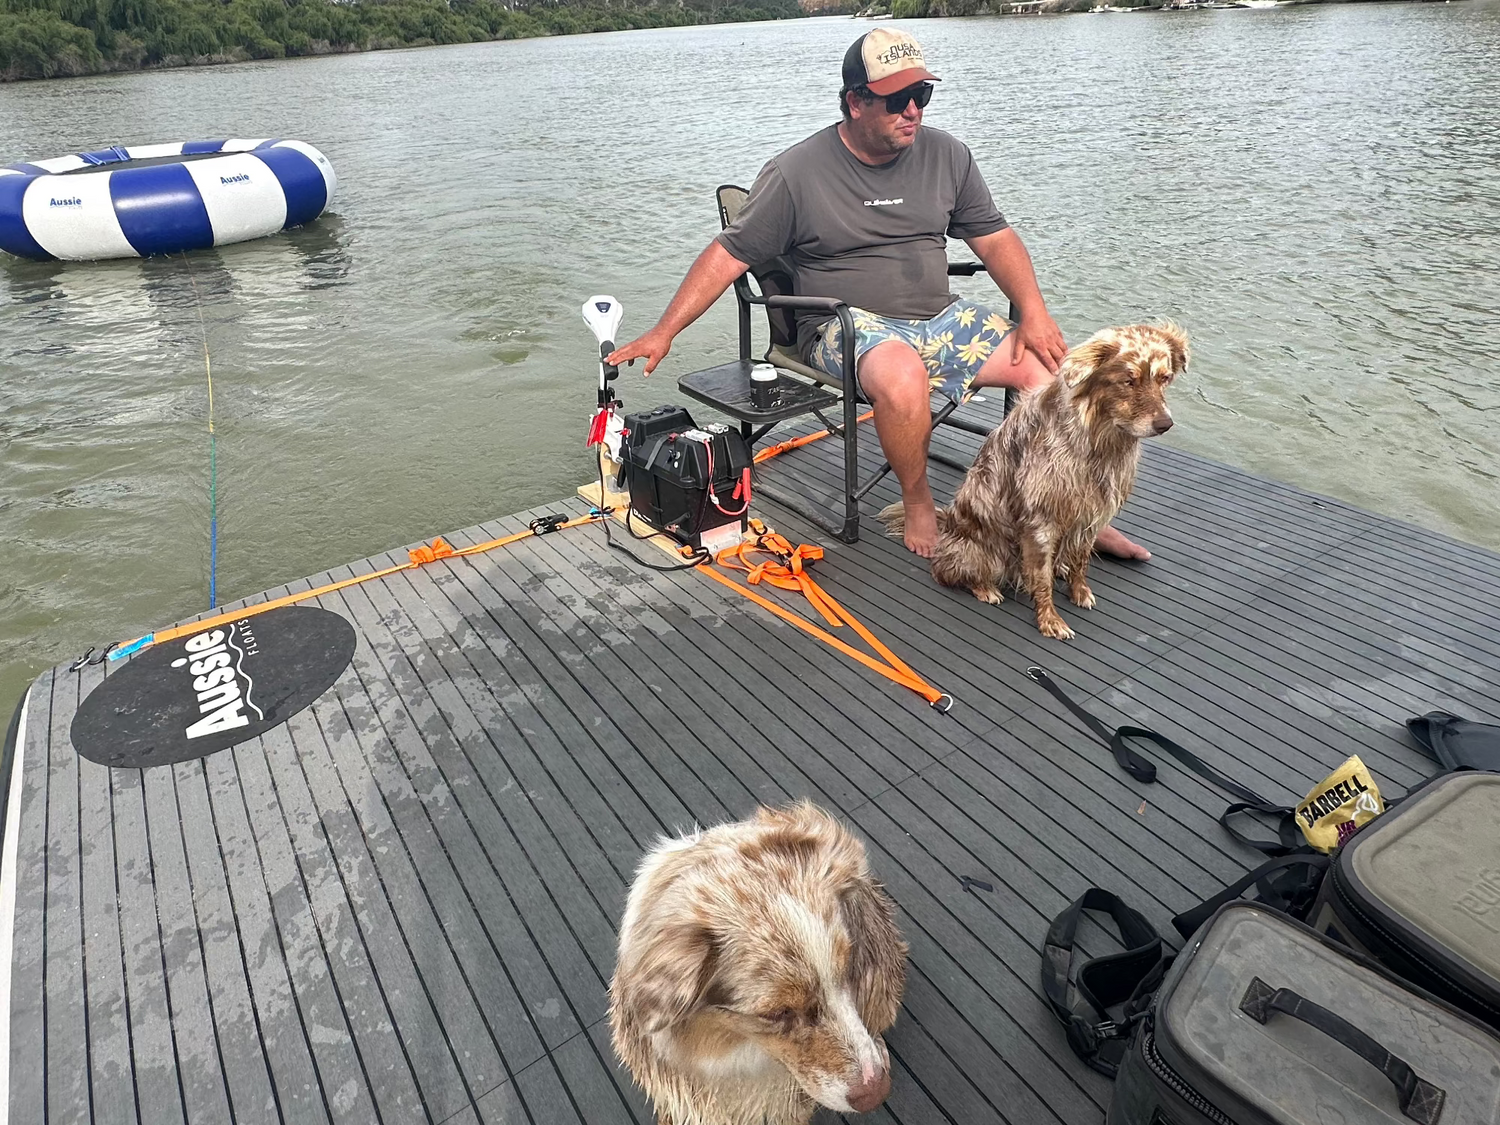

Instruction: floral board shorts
[807,300,1014,401]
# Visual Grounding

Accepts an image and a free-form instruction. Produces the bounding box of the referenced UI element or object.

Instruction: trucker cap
[841,28,940,97]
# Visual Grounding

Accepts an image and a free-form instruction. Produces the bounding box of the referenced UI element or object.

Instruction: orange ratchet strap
[752,411,875,464]
[701,530,951,710]
[139,514,603,650]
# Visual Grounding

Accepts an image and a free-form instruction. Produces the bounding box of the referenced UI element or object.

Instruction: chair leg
[838,374,860,543]
[855,396,963,501]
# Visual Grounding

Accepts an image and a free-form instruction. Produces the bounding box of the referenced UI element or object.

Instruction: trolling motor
[582,295,626,462]
[580,295,753,553]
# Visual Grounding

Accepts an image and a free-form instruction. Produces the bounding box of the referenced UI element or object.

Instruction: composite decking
[5,393,1498,1125]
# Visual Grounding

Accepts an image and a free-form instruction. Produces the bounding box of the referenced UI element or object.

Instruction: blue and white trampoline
[0,138,336,262]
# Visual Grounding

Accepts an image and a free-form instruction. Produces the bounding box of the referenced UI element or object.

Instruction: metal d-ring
[930,693,955,714]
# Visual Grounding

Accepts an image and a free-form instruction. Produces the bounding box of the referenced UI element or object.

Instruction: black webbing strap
[1026,667,1303,856]
[1043,889,1169,1078]
[1171,853,1331,940]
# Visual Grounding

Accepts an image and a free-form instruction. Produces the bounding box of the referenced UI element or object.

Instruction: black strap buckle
[529,514,569,535]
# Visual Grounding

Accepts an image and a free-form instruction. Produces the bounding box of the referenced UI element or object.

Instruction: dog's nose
[846,1065,891,1114]
[1151,414,1174,434]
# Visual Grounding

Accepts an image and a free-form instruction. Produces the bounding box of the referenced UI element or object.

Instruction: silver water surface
[3,3,1498,713]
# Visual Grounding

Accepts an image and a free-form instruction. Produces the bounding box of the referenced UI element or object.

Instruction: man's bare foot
[903,500,940,558]
[1094,524,1150,561]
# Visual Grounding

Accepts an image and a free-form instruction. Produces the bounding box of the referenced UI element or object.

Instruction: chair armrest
[947,261,987,276]
[747,295,856,384]
[749,293,848,314]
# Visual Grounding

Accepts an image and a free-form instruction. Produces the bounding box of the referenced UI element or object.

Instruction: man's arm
[965,227,1068,371]
[606,240,750,374]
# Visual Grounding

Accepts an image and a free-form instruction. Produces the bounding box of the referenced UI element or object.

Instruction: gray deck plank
[76,665,139,1125]
[108,767,189,1125]
[233,724,424,1124]
[324,575,618,1036]
[44,668,91,1124]
[203,745,337,1125]
[170,755,283,1122]
[332,558,626,987]
[138,763,235,1123]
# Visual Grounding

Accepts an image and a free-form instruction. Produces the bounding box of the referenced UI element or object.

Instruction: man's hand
[607,325,675,376]
[1011,311,1068,373]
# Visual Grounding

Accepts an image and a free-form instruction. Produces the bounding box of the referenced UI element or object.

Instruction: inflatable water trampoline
[0,138,336,262]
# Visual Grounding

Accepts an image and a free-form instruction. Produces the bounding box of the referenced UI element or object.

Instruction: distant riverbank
[0,0,810,83]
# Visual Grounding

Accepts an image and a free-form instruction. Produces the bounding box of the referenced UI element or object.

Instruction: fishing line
[181,251,217,608]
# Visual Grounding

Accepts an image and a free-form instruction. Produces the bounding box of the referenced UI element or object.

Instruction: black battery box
[620,405,752,550]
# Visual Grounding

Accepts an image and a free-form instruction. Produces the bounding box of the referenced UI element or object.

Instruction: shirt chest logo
[864,197,904,207]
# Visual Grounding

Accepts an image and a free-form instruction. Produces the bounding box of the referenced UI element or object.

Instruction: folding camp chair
[678,183,1010,544]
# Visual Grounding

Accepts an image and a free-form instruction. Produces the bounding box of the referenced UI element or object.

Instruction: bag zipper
[1141,1023,1236,1125]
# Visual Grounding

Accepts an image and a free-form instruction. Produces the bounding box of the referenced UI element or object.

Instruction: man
[609,29,1147,560]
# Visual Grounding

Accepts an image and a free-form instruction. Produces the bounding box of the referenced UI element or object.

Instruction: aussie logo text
[220,173,251,185]
[172,621,265,740]
[49,197,83,208]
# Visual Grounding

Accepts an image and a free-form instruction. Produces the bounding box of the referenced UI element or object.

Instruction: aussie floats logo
[49,197,83,208]
[171,622,266,740]
[220,172,251,185]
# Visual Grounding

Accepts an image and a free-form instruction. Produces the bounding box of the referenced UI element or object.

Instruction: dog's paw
[972,586,1004,605]
[1069,584,1096,609]
[1037,611,1075,640]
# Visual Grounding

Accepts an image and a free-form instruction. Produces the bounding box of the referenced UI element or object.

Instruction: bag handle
[1239,978,1446,1125]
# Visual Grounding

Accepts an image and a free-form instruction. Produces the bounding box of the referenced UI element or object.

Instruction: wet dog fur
[883,322,1188,639]
[609,801,907,1125]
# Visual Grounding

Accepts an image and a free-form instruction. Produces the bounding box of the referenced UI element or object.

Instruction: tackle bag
[1110,902,1500,1125]
[1308,770,1500,1032]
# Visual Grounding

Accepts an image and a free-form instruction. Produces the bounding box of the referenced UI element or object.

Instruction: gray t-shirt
[716,124,1008,356]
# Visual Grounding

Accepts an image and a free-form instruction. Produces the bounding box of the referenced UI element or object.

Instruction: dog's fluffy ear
[1156,320,1190,375]
[1061,334,1122,387]
[616,918,719,1034]
[840,880,908,1034]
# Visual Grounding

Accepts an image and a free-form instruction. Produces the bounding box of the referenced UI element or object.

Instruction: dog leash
[1025,666,1300,854]
[701,530,952,710]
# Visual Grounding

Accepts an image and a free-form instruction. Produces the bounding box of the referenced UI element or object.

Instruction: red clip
[585,408,608,447]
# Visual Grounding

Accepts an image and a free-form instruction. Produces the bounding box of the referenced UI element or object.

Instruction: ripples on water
[2,3,1498,709]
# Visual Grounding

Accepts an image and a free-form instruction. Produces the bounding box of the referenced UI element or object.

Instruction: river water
[2,3,1498,715]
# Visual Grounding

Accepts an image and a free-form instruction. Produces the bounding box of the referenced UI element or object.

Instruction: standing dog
[609,802,907,1125]
[883,322,1187,639]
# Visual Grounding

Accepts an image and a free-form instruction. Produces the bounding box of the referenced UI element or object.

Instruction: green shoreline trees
[0,0,808,82]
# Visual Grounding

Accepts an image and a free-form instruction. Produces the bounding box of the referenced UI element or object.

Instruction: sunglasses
[868,82,933,115]
[876,82,930,114]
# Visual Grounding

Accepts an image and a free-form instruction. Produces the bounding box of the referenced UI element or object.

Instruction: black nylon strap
[1027,667,1301,855]
[1043,889,1168,1078]
[1172,854,1331,940]
[1240,978,1446,1124]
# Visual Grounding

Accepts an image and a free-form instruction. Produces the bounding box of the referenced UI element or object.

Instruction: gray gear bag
[1308,770,1500,1032]
[1109,902,1500,1125]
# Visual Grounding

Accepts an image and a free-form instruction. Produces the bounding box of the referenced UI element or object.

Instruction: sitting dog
[883,322,1188,639]
[609,801,907,1125]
